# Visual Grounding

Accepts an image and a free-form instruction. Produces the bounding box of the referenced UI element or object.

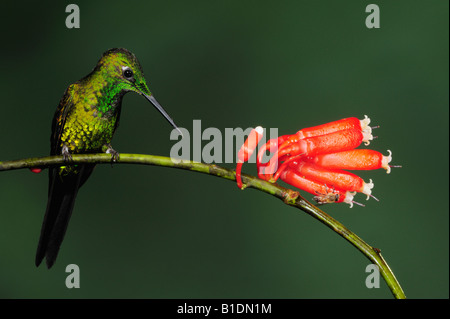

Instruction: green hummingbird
[36,48,180,268]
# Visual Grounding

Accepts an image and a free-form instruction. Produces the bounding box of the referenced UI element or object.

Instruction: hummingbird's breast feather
[58,84,119,154]
[60,115,117,153]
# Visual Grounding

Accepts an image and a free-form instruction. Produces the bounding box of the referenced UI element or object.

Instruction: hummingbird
[35,48,180,268]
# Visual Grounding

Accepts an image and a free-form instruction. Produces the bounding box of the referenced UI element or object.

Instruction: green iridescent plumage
[36,48,180,268]
[54,49,153,156]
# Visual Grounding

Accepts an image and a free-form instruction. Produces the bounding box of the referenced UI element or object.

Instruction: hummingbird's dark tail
[35,165,93,268]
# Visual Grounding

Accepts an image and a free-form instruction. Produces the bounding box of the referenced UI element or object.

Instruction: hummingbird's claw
[61,144,73,162]
[103,144,120,163]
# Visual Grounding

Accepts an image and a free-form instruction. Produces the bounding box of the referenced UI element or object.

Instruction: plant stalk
[0,153,406,298]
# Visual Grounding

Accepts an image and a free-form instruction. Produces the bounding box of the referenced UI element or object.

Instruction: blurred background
[0,0,448,298]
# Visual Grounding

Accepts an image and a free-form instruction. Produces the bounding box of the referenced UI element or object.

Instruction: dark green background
[0,1,448,298]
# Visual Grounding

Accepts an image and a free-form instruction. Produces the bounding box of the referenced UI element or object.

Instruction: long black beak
[144,94,183,136]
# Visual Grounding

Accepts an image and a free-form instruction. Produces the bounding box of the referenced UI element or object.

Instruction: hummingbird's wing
[50,84,76,156]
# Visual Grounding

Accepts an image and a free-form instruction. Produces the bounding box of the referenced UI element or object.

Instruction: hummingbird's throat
[94,83,127,118]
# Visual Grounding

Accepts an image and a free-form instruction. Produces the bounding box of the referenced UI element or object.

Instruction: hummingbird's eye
[123,68,134,80]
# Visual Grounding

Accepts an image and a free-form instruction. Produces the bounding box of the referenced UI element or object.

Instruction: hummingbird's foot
[61,144,73,162]
[103,144,120,163]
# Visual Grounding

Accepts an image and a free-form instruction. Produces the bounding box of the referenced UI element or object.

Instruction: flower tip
[360,115,372,132]
[344,192,365,208]
[382,150,393,173]
[343,191,357,208]
[362,130,373,146]
[362,179,374,199]
[254,126,264,136]
[361,115,371,127]
[385,150,402,173]
[360,115,374,145]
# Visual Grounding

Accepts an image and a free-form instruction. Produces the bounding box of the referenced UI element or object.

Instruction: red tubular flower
[236,116,397,207]
[279,168,362,207]
[264,127,367,178]
[305,149,393,173]
[258,116,375,180]
[288,161,375,199]
[256,135,288,180]
[287,128,365,157]
[295,115,372,143]
[278,115,373,149]
[257,116,372,179]
[236,126,263,189]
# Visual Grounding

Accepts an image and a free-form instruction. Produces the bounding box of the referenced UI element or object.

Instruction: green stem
[0,153,406,298]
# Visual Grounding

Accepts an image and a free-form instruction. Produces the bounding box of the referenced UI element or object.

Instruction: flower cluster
[236,116,399,207]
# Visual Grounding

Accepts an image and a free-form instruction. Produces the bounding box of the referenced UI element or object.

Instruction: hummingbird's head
[95,48,181,133]
[96,47,154,94]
